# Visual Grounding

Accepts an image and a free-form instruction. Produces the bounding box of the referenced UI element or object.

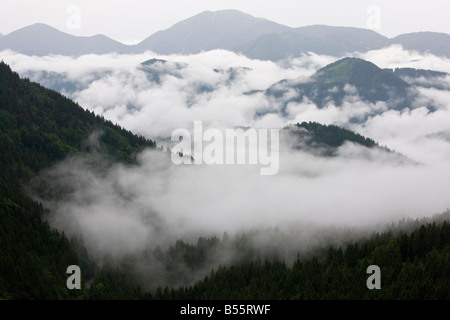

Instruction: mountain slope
[237,26,389,61]
[313,57,409,94]
[0,23,126,56]
[131,9,291,54]
[151,219,450,300]
[2,12,450,59]
[0,61,156,299]
[391,32,450,58]
[286,121,377,148]
[267,57,413,110]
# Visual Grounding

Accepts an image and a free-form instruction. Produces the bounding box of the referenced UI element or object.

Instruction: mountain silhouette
[0,23,126,56]
[131,9,290,54]
[1,11,450,60]
[267,57,413,112]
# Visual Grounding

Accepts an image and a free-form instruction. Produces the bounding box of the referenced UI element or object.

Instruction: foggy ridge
[266,57,415,113]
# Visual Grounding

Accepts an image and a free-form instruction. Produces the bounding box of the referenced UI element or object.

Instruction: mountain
[294,25,389,53]
[2,11,450,60]
[391,32,450,58]
[287,122,378,148]
[283,121,380,156]
[133,10,390,59]
[149,218,450,300]
[0,23,127,56]
[312,57,410,95]
[0,61,156,181]
[133,11,450,59]
[138,58,188,84]
[131,9,291,54]
[0,61,156,298]
[281,122,413,162]
[267,57,413,112]
[237,26,389,61]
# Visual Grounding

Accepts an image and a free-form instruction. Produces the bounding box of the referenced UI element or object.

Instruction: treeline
[389,67,448,79]
[0,61,156,183]
[0,178,81,299]
[289,121,378,149]
[85,219,450,300]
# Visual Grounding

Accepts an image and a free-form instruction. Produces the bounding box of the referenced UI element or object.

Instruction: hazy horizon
[2,1,450,44]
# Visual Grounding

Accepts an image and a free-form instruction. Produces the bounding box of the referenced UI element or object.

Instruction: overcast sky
[1,0,450,44]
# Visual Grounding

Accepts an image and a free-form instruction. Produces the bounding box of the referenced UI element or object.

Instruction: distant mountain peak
[313,57,410,89]
[199,9,251,15]
[196,9,265,19]
[315,57,374,79]
[391,31,450,57]
[0,23,126,56]
[13,22,63,34]
[267,57,413,112]
[133,9,290,55]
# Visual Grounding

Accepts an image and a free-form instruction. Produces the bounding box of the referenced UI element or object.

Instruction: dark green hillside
[0,61,155,182]
[0,61,156,299]
[85,215,450,300]
[267,57,414,111]
[391,32,450,58]
[285,122,378,154]
[313,58,409,91]
[150,218,450,300]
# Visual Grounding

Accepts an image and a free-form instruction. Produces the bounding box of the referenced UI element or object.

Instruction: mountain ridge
[130,9,291,54]
[390,31,450,57]
[0,61,157,298]
[236,25,390,60]
[1,10,450,59]
[266,57,414,112]
[0,23,127,56]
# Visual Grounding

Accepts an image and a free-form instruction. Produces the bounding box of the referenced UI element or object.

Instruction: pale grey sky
[1,0,449,44]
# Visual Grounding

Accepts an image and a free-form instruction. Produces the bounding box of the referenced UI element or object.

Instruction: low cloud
[358,44,450,73]
[33,136,449,257]
[1,49,334,138]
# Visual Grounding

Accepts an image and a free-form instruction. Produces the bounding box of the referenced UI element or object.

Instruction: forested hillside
[87,217,450,300]
[267,57,413,112]
[286,122,378,151]
[166,220,450,299]
[0,61,156,299]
